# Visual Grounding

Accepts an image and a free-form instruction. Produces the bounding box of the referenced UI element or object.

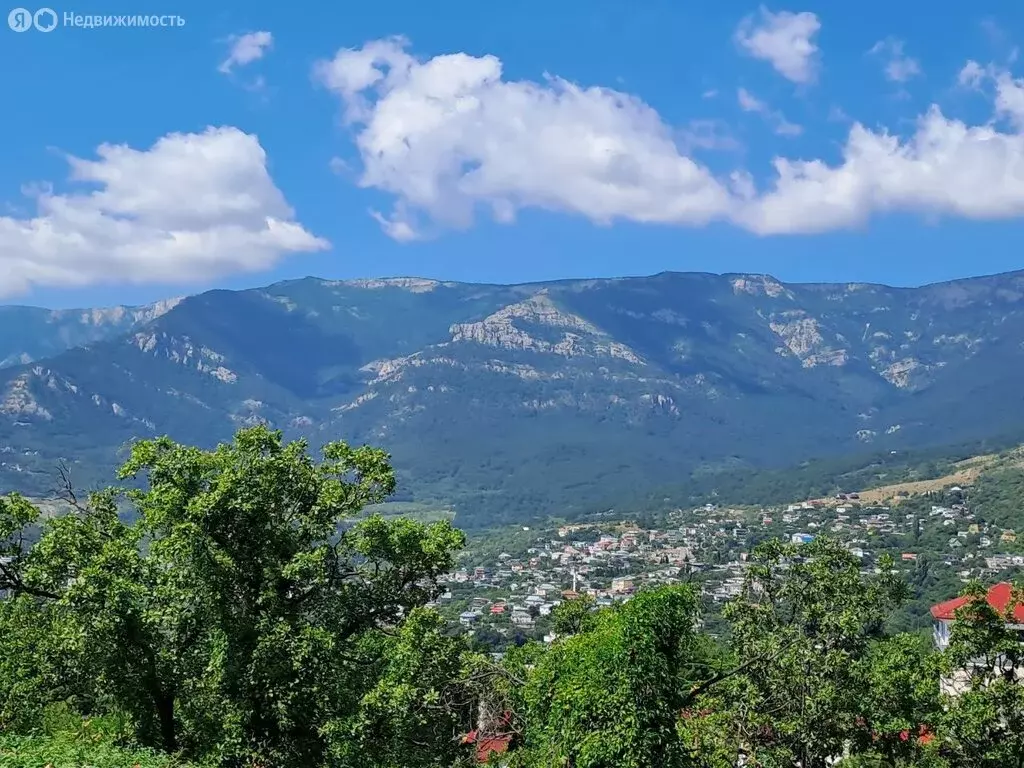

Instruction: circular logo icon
[8,7,33,31]
[33,7,56,31]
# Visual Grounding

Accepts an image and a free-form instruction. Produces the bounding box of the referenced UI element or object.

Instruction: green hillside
[3,270,1024,527]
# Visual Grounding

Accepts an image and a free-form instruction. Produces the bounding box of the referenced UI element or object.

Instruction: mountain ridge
[2,268,1024,527]
[0,297,184,368]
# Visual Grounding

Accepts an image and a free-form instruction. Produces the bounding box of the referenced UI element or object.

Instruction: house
[931,582,1024,696]
[470,734,511,764]
[931,582,1024,650]
[663,547,693,566]
[459,611,480,626]
[462,707,515,765]
[611,576,635,594]
[510,610,535,627]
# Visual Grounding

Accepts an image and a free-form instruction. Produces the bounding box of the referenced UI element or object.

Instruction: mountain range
[2,270,1024,527]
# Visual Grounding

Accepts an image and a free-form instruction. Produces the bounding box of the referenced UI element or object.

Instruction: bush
[0,733,196,767]
[0,703,201,768]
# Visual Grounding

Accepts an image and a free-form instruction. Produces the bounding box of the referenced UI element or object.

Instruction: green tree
[0,426,468,767]
[0,493,97,732]
[327,607,478,768]
[550,593,597,637]
[509,585,711,768]
[931,582,1024,767]
[693,538,910,768]
[847,633,942,766]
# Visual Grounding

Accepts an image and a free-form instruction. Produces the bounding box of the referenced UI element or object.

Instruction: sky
[3,0,1024,309]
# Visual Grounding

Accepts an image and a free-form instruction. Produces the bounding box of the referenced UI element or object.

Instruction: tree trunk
[156,690,176,754]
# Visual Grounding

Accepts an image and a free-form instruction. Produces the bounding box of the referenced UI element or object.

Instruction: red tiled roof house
[930,581,1024,651]
[930,581,1024,696]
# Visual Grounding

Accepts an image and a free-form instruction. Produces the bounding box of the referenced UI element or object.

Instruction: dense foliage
[4,428,1024,767]
[968,467,1024,530]
[0,707,198,768]
[1,426,473,767]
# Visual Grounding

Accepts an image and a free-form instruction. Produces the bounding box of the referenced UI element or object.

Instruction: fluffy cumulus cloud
[313,37,736,240]
[0,127,327,297]
[734,107,1024,233]
[219,31,273,74]
[316,38,1024,242]
[735,7,821,84]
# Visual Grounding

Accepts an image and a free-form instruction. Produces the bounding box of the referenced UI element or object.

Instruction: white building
[931,582,1024,696]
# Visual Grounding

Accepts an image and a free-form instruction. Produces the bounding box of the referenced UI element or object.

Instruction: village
[432,484,1024,646]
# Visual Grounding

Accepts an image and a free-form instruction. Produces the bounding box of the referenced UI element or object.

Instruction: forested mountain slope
[3,270,1024,527]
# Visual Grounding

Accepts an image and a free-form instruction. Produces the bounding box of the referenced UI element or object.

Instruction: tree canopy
[3,428,1024,768]
[1,426,470,767]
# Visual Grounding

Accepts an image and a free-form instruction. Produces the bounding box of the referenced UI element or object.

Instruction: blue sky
[3,0,1024,308]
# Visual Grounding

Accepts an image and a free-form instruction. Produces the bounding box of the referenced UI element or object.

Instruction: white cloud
[827,105,850,122]
[0,127,327,297]
[773,117,803,137]
[314,37,736,239]
[995,71,1024,129]
[737,107,1024,233]
[958,61,1024,129]
[219,31,273,74]
[958,60,986,88]
[869,38,921,83]
[735,8,821,84]
[737,87,803,137]
[677,120,742,153]
[737,87,765,113]
[317,38,1024,241]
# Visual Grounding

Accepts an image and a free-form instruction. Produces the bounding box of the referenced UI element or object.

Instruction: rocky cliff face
[0,298,182,367]
[2,270,1024,526]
